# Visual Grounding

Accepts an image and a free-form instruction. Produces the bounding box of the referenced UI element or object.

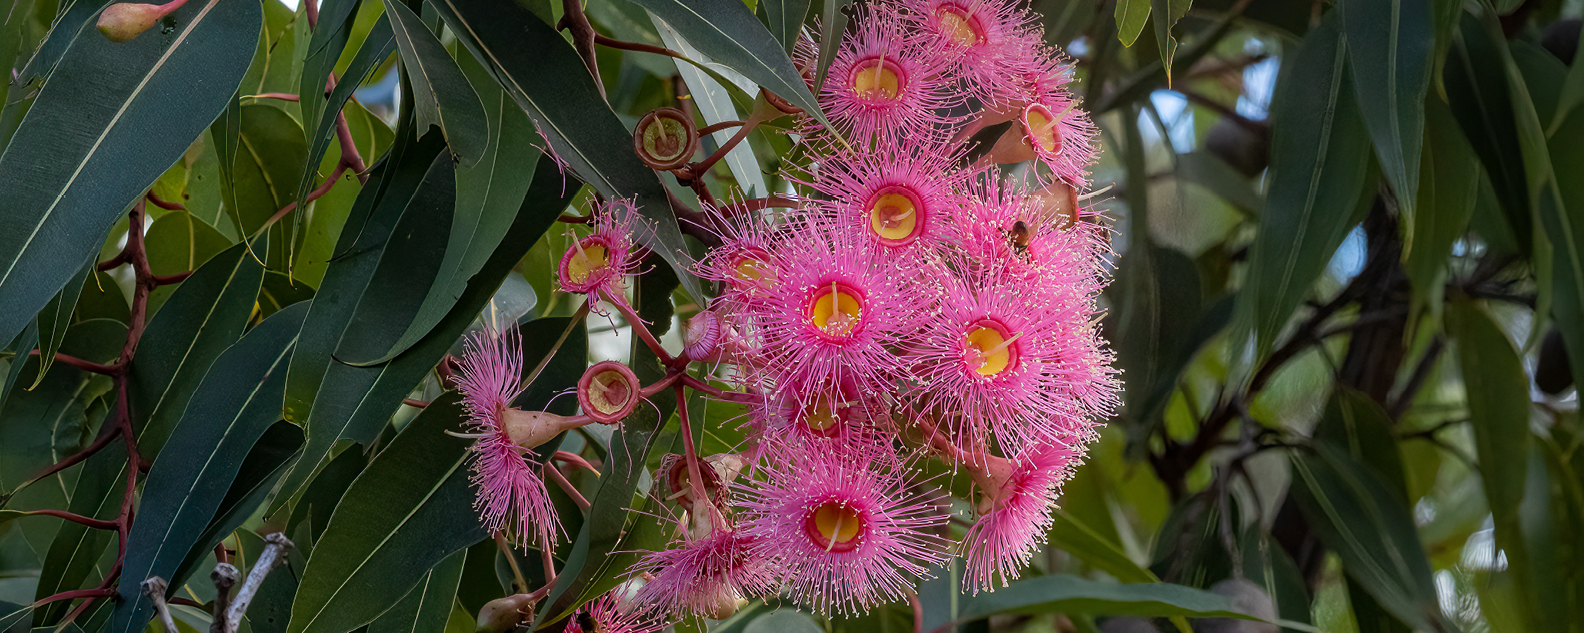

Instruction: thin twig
[224,533,292,633]
[142,578,178,633]
[545,462,591,511]
[210,563,237,633]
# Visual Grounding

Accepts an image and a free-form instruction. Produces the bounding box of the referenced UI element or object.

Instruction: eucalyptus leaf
[0,0,260,345]
[382,0,487,166]
[1340,0,1433,246]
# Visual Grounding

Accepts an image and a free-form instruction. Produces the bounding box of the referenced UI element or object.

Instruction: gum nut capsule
[633,107,699,171]
[577,360,641,423]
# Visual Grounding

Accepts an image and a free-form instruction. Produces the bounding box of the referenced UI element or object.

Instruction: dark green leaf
[430,0,705,303]
[1538,70,1584,432]
[333,151,456,365]
[1445,299,1531,536]
[383,0,487,166]
[1312,387,1407,498]
[273,151,576,513]
[170,421,304,591]
[286,392,486,633]
[0,0,260,345]
[813,0,852,92]
[628,0,828,129]
[368,549,467,633]
[28,258,92,389]
[1405,96,1480,320]
[0,323,39,417]
[952,574,1255,624]
[11,0,116,94]
[1050,510,1158,584]
[143,210,235,315]
[1289,445,1443,632]
[31,442,123,627]
[1235,15,1375,362]
[761,0,811,56]
[348,51,539,365]
[294,14,395,239]
[112,302,307,633]
[1340,0,1433,242]
[217,104,309,239]
[1149,0,1191,78]
[129,239,266,459]
[1444,11,1531,248]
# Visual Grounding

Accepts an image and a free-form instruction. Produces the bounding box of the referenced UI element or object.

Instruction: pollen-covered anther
[866,186,925,246]
[803,501,866,552]
[962,319,1022,378]
[851,57,904,102]
[633,107,698,171]
[805,281,865,339]
[577,361,640,423]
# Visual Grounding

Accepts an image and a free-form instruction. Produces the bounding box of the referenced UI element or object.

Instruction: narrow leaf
[383,0,487,165]
[0,0,260,345]
[1235,15,1375,363]
[112,302,308,633]
[954,574,1255,624]
[761,0,811,56]
[1341,0,1432,247]
[286,393,486,633]
[1445,299,1531,534]
[1404,96,1479,322]
[430,0,705,302]
[1115,0,1149,47]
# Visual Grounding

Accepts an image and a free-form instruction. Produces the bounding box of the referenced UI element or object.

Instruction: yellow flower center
[963,321,1020,377]
[936,6,983,46]
[852,57,903,102]
[806,282,864,338]
[804,501,865,552]
[798,395,849,436]
[867,186,923,245]
[566,240,609,284]
[1021,103,1064,155]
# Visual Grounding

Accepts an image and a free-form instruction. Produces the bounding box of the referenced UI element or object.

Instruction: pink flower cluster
[454,0,1115,626]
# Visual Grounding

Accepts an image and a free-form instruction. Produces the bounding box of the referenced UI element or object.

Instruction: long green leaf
[1288,446,1445,633]
[112,302,308,633]
[430,0,705,303]
[286,393,486,633]
[1404,96,1479,322]
[1235,14,1375,363]
[28,259,92,389]
[761,0,811,56]
[1444,300,1531,536]
[1443,11,1531,247]
[950,575,1255,626]
[294,14,395,235]
[813,0,851,93]
[1340,0,1432,248]
[383,0,487,166]
[170,421,304,591]
[347,51,539,365]
[650,13,767,198]
[628,0,828,129]
[31,442,123,627]
[0,0,260,345]
[274,151,576,513]
[368,550,467,633]
[1050,511,1158,584]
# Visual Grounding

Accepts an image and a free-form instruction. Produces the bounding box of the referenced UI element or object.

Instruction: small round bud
[633,107,698,171]
[683,310,724,361]
[577,361,640,423]
[500,409,584,450]
[97,3,164,42]
[475,594,534,633]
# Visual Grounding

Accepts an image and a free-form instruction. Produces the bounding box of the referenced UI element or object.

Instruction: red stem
[30,350,119,375]
[31,588,116,607]
[552,451,601,476]
[591,33,684,60]
[144,190,185,211]
[674,385,711,508]
[251,92,301,102]
[27,509,119,531]
[684,120,757,179]
[545,462,591,511]
[402,398,430,408]
[603,296,672,363]
[720,195,800,215]
[698,120,746,135]
[22,425,121,486]
[679,375,757,403]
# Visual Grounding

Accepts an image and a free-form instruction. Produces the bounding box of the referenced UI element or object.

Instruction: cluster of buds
[454,0,1116,628]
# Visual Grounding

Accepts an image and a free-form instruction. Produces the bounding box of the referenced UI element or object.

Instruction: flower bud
[577,361,640,423]
[1032,180,1080,229]
[632,107,698,171]
[500,409,584,450]
[97,3,164,42]
[475,594,534,633]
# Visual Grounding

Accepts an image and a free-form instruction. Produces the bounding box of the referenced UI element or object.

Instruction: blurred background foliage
[0,0,1580,631]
